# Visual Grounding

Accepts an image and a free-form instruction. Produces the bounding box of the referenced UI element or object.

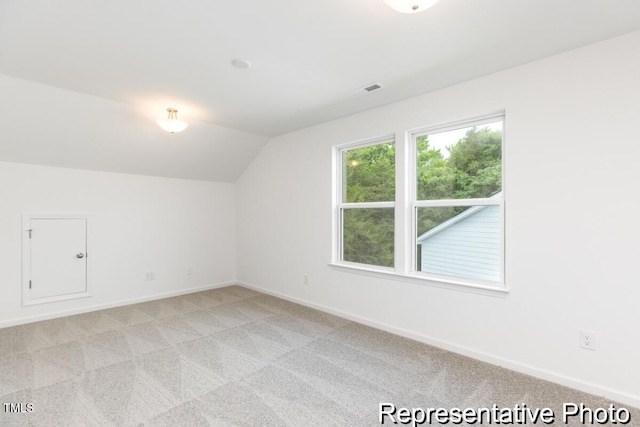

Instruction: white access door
[28,218,88,301]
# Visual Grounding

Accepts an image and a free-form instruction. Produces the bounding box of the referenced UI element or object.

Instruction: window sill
[328,263,509,298]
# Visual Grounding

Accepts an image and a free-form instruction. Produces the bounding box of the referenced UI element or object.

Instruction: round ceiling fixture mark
[383,0,441,14]
[231,58,251,70]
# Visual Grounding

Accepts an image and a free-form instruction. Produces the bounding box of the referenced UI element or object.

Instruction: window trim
[327,262,509,297]
[332,112,507,294]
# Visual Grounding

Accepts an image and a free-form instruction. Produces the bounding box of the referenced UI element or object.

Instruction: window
[337,138,395,268]
[413,117,503,284]
[333,114,505,291]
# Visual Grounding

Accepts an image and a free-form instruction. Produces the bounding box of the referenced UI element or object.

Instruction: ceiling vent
[348,82,385,97]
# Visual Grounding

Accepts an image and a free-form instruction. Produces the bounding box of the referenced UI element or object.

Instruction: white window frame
[331,112,507,295]
[333,135,396,273]
[410,114,505,288]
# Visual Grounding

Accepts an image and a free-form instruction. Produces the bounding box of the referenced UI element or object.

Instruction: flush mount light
[383,0,440,13]
[156,108,189,133]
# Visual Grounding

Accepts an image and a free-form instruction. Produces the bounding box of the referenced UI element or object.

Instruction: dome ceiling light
[156,108,189,133]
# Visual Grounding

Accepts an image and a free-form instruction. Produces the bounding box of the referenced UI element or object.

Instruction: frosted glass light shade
[156,108,189,133]
[383,0,440,13]
[156,118,189,133]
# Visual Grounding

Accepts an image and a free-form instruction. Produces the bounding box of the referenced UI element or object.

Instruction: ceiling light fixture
[156,108,189,133]
[383,0,440,13]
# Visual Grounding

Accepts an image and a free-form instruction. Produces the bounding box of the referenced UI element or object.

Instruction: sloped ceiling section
[1,0,640,181]
[0,75,268,182]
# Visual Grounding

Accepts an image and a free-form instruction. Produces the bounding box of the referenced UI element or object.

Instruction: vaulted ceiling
[2,0,640,181]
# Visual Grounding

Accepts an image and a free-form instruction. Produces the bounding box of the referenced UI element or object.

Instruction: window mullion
[394,130,409,275]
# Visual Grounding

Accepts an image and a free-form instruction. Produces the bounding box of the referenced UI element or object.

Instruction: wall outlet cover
[579,330,596,351]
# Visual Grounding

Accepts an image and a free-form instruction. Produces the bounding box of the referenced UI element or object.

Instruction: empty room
[1,0,639,425]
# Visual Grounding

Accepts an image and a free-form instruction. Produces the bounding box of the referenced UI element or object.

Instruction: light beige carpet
[0,285,637,426]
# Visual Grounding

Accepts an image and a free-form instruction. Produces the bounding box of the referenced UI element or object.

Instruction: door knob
[76,253,85,259]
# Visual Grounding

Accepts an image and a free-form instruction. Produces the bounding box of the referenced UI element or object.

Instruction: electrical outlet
[145,272,155,281]
[187,267,193,276]
[303,275,309,285]
[579,330,596,351]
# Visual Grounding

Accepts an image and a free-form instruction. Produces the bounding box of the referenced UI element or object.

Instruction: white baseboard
[0,281,235,329]
[237,281,640,410]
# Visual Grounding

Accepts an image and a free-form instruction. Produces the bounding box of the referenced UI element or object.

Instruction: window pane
[343,208,394,268]
[343,141,395,203]
[416,121,502,200]
[416,205,500,282]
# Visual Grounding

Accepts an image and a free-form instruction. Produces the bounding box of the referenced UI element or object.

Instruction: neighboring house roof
[416,191,502,243]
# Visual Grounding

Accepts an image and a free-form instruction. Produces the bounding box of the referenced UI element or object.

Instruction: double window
[334,114,505,290]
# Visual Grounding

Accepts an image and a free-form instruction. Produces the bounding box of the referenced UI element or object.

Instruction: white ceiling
[1,0,640,180]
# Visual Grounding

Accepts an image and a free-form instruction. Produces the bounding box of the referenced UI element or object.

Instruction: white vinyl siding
[418,205,500,282]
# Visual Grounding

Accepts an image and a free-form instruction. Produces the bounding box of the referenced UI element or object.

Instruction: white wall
[0,161,236,326]
[236,30,640,406]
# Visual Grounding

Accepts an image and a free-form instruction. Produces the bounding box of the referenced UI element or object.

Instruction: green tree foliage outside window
[416,126,502,236]
[343,208,394,267]
[342,142,395,267]
[343,142,395,203]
